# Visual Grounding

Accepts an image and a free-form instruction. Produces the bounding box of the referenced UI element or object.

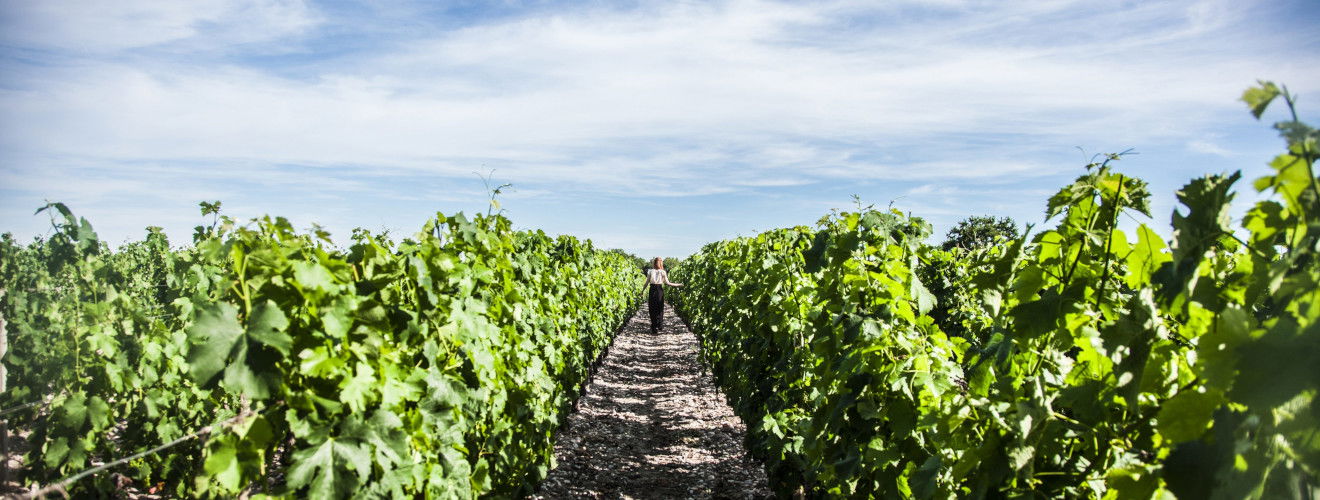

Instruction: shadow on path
[533,304,771,499]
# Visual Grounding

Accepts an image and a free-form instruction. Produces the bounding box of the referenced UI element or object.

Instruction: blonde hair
[653,257,664,270]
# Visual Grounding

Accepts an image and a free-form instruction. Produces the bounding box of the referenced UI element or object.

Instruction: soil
[532,304,772,499]
[1,424,30,498]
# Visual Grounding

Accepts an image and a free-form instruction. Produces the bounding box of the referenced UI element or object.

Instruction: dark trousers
[648,284,664,333]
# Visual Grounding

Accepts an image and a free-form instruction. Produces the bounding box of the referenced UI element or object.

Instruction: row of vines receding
[0,201,642,497]
[671,81,1318,499]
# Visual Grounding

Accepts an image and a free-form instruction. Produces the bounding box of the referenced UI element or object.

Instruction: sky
[1,0,1318,258]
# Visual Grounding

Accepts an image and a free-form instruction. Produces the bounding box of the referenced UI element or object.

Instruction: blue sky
[1,0,1318,258]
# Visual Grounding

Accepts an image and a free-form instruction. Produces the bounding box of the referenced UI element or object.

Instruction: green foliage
[940,215,1019,251]
[0,204,641,497]
[2,80,1316,499]
[1,213,216,494]
[673,209,952,497]
[673,82,1319,498]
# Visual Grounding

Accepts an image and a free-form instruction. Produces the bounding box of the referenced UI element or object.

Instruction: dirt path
[533,304,771,499]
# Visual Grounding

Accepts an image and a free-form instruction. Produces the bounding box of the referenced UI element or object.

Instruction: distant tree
[941,215,1019,250]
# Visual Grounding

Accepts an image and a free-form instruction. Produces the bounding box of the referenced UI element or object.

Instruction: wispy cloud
[0,0,319,53]
[1187,139,1234,157]
[1,0,1317,256]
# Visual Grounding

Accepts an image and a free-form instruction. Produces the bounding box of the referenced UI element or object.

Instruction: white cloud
[735,178,812,187]
[1187,139,1234,157]
[909,184,955,196]
[1,0,1317,255]
[0,0,318,52]
[4,1,1311,171]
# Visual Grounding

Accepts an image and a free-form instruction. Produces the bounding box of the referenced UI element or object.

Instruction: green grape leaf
[223,344,273,400]
[1126,224,1170,289]
[910,274,937,315]
[1104,465,1159,500]
[247,300,292,355]
[910,456,942,499]
[287,437,372,498]
[43,437,71,469]
[203,439,243,492]
[1241,81,1281,119]
[293,261,337,293]
[340,364,377,414]
[200,200,222,216]
[60,392,88,429]
[1230,320,1317,412]
[189,303,245,384]
[381,377,422,407]
[1260,154,1312,205]
[1157,390,1220,443]
[1169,172,1240,263]
[1242,200,1286,251]
[86,395,111,432]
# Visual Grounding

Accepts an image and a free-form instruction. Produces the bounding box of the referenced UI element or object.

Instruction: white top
[646,268,674,285]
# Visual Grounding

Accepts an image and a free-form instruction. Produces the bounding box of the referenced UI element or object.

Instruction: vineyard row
[0,206,642,498]
[669,82,1319,498]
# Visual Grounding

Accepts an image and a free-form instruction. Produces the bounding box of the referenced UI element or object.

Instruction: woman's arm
[662,270,683,287]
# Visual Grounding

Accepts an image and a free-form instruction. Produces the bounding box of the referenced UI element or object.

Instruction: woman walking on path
[643,257,682,334]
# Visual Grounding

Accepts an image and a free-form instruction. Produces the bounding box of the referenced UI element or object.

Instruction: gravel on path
[532,303,772,500]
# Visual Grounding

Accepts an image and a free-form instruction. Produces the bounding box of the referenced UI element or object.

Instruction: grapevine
[671,82,1319,498]
[1,206,641,497]
[1,81,1316,499]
